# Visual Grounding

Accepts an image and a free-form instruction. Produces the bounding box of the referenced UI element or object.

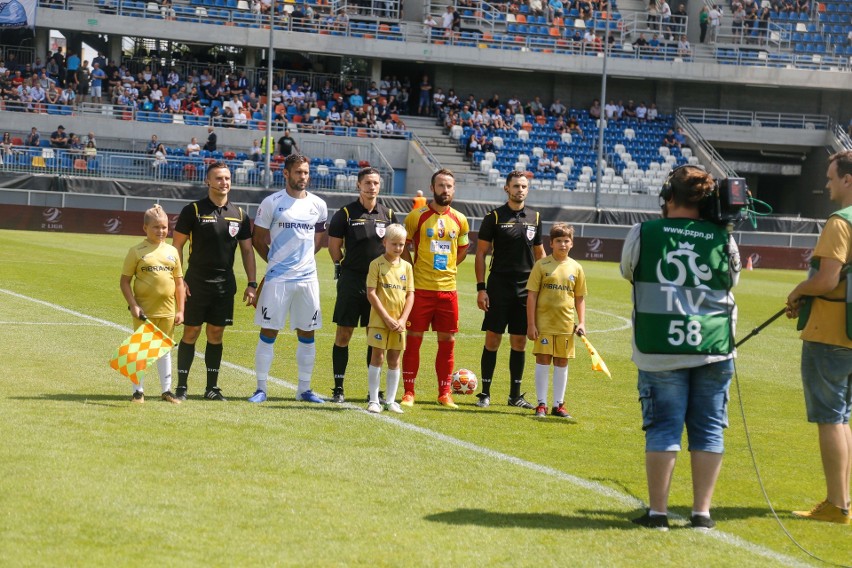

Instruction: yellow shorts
[366,327,406,351]
[132,316,175,339]
[532,333,576,358]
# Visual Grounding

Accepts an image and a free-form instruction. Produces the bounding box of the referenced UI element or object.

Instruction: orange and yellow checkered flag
[109,319,174,385]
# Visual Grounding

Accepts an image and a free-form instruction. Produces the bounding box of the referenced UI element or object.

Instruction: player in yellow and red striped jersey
[401,169,470,408]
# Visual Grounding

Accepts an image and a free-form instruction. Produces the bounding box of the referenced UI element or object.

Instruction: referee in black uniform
[474,171,545,408]
[327,167,399,403]
[172,161,257,401]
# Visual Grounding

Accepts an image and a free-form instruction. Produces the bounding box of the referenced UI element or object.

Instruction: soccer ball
[451,368,478,395]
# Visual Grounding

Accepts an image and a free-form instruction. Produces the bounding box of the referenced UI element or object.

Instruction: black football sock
[509,349,525,399]
[176,341,194,389]
[205,342,223,390]
[480,347,497,396]
[332,344,348,390]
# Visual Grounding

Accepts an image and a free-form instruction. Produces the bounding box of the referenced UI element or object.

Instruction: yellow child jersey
[527,254,587,335]
[404,205,470,291]
[367,255,415,329]
[122,240,184,318]
[800,216,852,349]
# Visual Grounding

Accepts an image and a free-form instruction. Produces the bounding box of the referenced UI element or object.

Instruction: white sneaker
[367,401,382,413]
[384,401,404,414]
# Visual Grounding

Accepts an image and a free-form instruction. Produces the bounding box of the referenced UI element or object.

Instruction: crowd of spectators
[2,50,412,135]
[432,87,667,159]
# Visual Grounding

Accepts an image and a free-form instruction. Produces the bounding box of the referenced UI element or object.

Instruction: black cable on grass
[733,334,851,568]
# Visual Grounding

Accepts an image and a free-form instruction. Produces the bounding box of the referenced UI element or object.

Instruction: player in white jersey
[249,154,329,403]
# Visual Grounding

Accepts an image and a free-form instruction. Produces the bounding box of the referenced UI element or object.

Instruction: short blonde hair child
[143,204,168,226]
[384,223,407,242]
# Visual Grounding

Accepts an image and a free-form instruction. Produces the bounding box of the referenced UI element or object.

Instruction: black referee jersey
[174,197,252,286]
[478,204,543,274]
[327,199,399,274]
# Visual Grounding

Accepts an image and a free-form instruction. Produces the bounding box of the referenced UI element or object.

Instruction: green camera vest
[633,218,734,355]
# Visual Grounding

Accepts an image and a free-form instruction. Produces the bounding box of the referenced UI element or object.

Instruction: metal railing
[831,119,852,151]
[676,109,739,180]
[679,108,831,130]
[0,145,394,191]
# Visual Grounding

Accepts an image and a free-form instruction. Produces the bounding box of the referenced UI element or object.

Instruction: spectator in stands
[168,93,183,114]
[659,0,672,39]
[60,84,75,106]
[663,128,680,148]
[795,0,808,13]
[203,127,217,152]
[636,101,648,121]
[1,132,13,157]
[349,88,364,108]
[527,96,545,117]
[547,0,564,21]
[65,50,80,89]
[152,144,167,169]
[550,98,566,117]
[732,4,745,41]
[677,35,692,56]
[50,125,69,149]
[26,127,40,147]
[553,116,566,134]
[29,81,45,111]
[589,98,601,119]
[83,140,97,161]
[646,0,659,28]
[69,134,83,152]
[398,87,410,114]
[744,7,758,42]
[89,62,106,104]
[757,6,770,39]
[77,60,92,103]
[45,84,60,105]
[418,75,433,116]
[249,139,262,162]
[432,88,446,117]
[277,129,299,157]
[567,115,584,138]
[847,29,852,48]
[222,106,236,128]
[674,127,688,148]
[187,137,201,157]
[529,0,544,16]
[604,99,619,121]
[538,154,555,174]
[84,132,97,148]
[623,100,637,119]
[647,102,659,121]
[144,135,159,156]
[709,4,722,44]
[46,57,59,84]
[443,5,460,37]
[672,3,687,36]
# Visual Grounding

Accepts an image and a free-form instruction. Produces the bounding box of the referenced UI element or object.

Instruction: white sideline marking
[0,288,812,568]
[0,321,104,326]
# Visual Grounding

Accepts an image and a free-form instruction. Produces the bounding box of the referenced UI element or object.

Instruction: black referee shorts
[184,278,236,327]
[481,273,530,336]
[332,270,371,328]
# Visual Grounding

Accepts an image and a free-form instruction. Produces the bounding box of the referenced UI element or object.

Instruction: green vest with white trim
[634,218,734,354]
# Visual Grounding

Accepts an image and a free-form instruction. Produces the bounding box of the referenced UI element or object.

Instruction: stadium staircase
[404,115,485,187]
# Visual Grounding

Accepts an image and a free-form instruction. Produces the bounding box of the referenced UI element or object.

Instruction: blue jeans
[637,359,734,453]
[801,341,852,424]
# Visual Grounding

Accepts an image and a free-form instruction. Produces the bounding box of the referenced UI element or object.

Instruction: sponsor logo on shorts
[541,338,549,344]
[374,333,383,340]
[261,307,271,321]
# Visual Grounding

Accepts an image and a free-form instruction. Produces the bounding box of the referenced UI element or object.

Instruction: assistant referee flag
[109,319,174,385]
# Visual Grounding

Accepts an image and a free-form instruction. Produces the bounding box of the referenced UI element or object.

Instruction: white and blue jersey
[255,191,328,283]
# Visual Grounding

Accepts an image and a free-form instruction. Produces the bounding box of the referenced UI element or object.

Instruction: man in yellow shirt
[787,150,852,525]
[401,169,470,408]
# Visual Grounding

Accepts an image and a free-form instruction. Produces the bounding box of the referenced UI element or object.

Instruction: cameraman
[620,166,741,530]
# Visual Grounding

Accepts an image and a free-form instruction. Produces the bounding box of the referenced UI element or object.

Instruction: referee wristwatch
[247,281,258,288]
[476,282,486,292]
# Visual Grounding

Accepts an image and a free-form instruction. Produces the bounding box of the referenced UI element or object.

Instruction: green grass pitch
[0,228,848,567]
